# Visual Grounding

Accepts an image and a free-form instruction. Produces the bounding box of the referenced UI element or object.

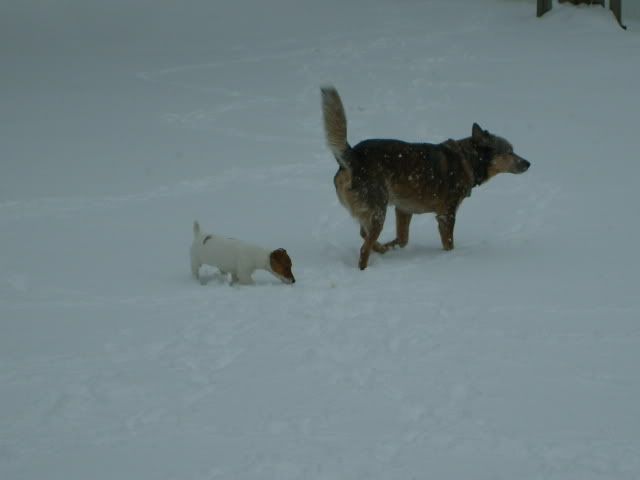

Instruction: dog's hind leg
[191,256,201,281]
[436,213,456,250]
[360,226,388,254]
[358,210,386,270]
[384,208,412,249]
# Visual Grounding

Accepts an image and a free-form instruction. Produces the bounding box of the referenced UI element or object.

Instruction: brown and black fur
[321,86,531,270]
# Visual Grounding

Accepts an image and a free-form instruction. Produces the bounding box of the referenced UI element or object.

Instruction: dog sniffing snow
[190,221,295,285]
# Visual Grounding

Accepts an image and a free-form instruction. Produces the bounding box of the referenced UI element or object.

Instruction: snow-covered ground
[2,0,640,478]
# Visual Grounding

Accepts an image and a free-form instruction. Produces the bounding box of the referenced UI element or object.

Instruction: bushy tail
[193,221,201,237]
[321,86,351,170]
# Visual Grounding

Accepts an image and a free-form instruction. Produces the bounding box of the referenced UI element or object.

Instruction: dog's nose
[516,157,530,173]
[291,277,296,284]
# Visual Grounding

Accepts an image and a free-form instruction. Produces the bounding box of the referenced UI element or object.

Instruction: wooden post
[537,0,552,17]
[610,0,627,29]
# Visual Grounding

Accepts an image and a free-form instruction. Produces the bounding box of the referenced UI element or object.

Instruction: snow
[2,0,640,478]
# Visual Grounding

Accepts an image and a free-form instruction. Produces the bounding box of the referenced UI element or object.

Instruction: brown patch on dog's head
[472,123,530,179]
[269,248,295,284]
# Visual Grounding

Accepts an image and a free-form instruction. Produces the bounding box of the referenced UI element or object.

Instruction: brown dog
[321,86,530,270]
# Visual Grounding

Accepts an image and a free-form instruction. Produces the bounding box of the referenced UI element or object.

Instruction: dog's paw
[372,242,390,254]
[382,238,407,250]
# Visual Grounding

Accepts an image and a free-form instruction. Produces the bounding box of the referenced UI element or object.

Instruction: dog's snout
[513,155,530,173]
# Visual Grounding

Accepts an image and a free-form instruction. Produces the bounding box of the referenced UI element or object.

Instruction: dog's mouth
[276,274,296,284]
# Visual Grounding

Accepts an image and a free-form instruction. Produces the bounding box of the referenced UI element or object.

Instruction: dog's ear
[472,122,485,140]
[271,248,292,266]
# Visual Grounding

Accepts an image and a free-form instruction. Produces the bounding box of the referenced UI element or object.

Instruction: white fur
[190,221,288,285]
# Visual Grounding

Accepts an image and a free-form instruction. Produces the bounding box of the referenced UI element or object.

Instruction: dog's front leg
[436,213,456,251]
[232,271,255,285]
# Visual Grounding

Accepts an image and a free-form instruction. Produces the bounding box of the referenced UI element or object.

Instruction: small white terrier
[190,221,295,285]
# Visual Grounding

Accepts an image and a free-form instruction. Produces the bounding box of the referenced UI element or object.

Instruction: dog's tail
[193,220,201,237]
[321,86,352,170]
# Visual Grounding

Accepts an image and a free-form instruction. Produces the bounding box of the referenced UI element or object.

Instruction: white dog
[190,221,295,285]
